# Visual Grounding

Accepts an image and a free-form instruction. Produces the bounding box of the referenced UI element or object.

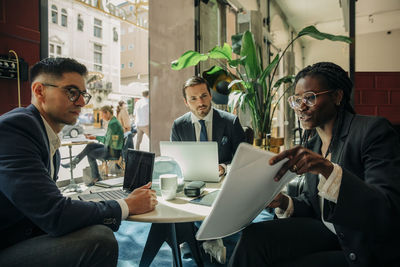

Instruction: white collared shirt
[276,163,343,234]
[190,108,213,141]
[40,115,61,179]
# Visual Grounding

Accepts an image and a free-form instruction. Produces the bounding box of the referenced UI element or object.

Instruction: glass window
[128,44,133,50]
[121,45,125,51]
[113,27,118,42]
[50,44,54,53]
[94,18,102,38]
[61,8,67,27]
[121,63,125,69]
[51,5,58,24]
[129,62,133,68]
[77,14,84,31]
[94,43,102,72]
[56,45,62,55]
[94,65,102,72]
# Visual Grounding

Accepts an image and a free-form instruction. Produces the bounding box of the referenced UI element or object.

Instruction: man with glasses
[0,57,157,267]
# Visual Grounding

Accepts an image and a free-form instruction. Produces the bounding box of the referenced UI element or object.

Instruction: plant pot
[253,136,284,153]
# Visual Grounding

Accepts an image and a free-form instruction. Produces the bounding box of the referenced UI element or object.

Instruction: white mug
[160,174,178,200]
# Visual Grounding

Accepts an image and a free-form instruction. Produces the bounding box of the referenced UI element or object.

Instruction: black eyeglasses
[288,90,332,110]
[42,83,92,105]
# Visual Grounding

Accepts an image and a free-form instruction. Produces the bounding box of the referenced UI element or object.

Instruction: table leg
[170,223,182,267]
[139,223,168,267]
[175,222,203,267]
[68,145,74,184]
[62,145,83,193]
[139,222,203,267]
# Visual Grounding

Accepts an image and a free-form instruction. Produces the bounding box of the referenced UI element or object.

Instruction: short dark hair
[295,62,354,114]
[29,57,88,83]
[142,90,149,97]
[182,76,210,99]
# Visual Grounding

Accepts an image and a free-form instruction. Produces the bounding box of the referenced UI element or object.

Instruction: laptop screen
[123,149,155,191]
[159,141,220,182]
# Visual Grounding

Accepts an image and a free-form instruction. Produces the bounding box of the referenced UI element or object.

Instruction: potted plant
[171,26,351,149]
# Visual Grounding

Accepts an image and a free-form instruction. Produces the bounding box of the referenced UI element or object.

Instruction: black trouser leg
[229,217,347,267]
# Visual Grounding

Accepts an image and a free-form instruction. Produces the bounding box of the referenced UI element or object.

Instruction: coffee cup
[160,174,178,200]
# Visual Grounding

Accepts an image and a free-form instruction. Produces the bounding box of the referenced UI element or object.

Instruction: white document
[196,143,296,240]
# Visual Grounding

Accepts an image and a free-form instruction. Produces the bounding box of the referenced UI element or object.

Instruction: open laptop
[78,149,155,202]
[159,141,221,182]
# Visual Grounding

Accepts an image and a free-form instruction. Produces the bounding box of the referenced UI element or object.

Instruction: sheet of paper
[196,143,296,240]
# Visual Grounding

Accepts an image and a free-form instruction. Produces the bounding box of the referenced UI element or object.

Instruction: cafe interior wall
[149,0,195,155]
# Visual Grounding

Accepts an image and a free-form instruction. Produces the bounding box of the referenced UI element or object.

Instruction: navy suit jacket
[293,112,400,266]
[0,105,122,249]
[170,108,245,164]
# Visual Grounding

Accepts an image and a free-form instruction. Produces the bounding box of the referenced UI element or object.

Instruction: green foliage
[171,25,352,137]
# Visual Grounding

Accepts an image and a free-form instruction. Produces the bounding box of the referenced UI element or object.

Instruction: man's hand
[124,182,158,215]
[269,146,334,182]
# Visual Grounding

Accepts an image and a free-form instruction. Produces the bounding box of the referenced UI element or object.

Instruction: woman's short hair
[100,105,114,115]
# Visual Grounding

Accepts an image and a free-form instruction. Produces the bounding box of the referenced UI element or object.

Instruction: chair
[101,133,134,177]
[101,149,122,178]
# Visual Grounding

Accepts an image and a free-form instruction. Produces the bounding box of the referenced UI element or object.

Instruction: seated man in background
[0,57,157,267]
[62,105,124,184]
[171,76,245,175]
[171,76,245,264]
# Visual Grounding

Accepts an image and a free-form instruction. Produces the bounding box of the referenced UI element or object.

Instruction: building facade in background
[48,0,121,109]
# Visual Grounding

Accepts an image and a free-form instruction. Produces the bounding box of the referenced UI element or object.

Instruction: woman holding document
[229,62,400,267]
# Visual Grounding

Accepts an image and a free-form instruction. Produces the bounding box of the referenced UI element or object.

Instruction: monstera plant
[171,26,351,148]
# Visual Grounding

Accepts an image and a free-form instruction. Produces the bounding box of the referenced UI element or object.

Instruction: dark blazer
[293,112,400,266]
[0,105,122,249]
[170,108,245,164]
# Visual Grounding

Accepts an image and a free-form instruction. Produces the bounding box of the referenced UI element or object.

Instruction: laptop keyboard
[97,190,129,200]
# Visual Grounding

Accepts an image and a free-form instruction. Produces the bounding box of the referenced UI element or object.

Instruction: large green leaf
[273,75,295,88]
[240,31,261,80]
[209,43,232,60]
[298,26,352,44]
[205,65,223,75]
[231,33,243,55]
[228,56,246,68]
[258,54,279,85]
[171,50,209,70]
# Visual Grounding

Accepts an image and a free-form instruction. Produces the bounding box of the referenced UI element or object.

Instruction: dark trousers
[229,217,348,267]
[0,225,118,267]
[75,143,109,179]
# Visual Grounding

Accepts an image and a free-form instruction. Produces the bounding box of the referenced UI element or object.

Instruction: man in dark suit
[171,76,245,176]
[170,76,245,264]
[0,57,157,267]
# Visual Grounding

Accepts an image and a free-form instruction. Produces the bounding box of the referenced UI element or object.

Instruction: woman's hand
[267,192,289,210]
[269,146,334,182]
[84,134,96,140]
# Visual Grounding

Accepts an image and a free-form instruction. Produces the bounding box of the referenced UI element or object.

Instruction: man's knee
[83,225,118,250]
[78,225,118,266]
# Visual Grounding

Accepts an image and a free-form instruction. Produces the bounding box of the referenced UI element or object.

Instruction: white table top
[128,179,223,223]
